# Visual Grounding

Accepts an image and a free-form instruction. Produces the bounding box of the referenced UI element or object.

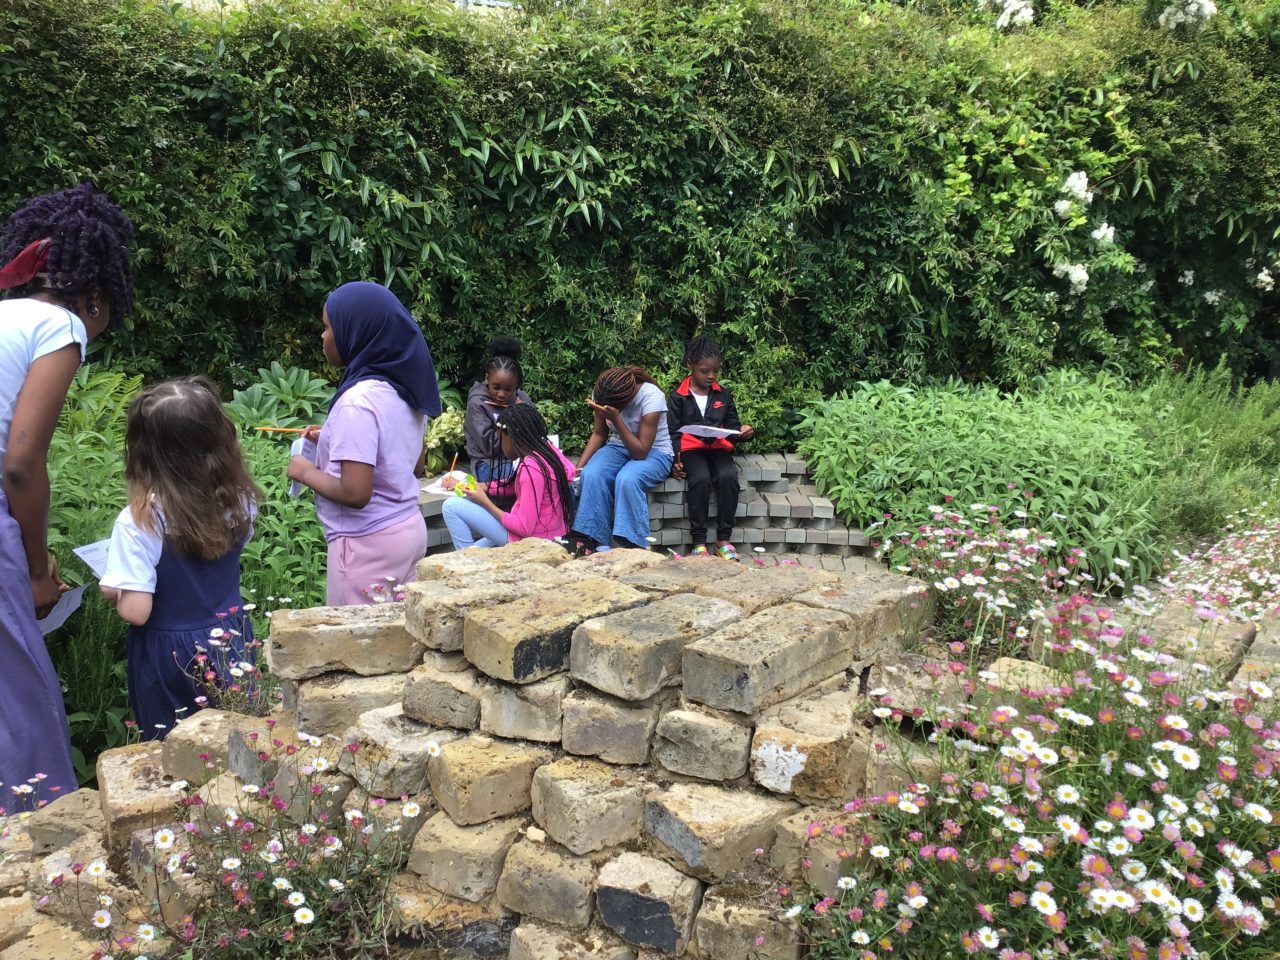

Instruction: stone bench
[419,452,867,557]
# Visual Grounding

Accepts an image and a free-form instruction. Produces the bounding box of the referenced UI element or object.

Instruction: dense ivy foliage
[3,0,1279,448]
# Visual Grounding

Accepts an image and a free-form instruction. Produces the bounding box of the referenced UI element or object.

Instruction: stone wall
[0,542,940,960]
[420,454,869,558]
[267,540,934,957]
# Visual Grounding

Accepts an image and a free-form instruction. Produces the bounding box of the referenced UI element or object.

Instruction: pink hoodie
[490,446,577,542]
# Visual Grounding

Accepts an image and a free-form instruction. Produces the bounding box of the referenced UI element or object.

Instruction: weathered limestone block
[25,789,102,857]
[531,758,646,855]
[867,652,966,719]
[971,657,1069,717]
[863,738,944,796]
[187,770,271,833]
[795,570,935,659]
[403,661,485,730]
[1152,601,1256,674]
[161,708,255,785]
[695,565,839,614]
[269,739,356,827]
[0,894,36,952]
[644,783,796,882]
[388,871,517,958]
[0,917,96,960]
[478,675,570,743]
[97,742,173,853]
[619,556,751,596]
[751,686,871,801]
[338,705,461,799]
[407,813,524,902]
[495,840,596,929]
[561,689,666,765]
[653,709,751,781]
[484,537,571,570]
[568,548,666,580]
[405,580,532,653]
[596,852,703,955]
[509,922,637,960]
[294,671,407,736]
[225,712,296,785]
[429,736,553,825]
[694,888,803,960]
[0,820,33,897]
[770,807,861,897]
[464,578,648,683]
[683,604,853,714]
[129,823,207,928]
[343,788,436,846]
[416,550,502,581]
[29,835,141,932]
[571,594,744,700]
[267,603,420,680]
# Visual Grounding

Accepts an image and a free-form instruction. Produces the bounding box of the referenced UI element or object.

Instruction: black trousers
[682,448,739,544]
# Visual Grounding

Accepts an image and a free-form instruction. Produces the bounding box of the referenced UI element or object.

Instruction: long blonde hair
[124,377,260,560]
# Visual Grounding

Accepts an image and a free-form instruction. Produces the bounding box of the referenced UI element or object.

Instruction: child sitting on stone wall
[442,403,576,549]
[666,335,753,560]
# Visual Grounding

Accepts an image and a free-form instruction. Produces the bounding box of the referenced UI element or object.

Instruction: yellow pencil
[255,426,307,433]
[448,452,459,475]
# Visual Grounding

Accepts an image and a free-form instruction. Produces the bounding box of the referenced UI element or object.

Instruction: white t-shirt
[100,506,164,593]
[692,392,708,415]
[101,503,257,593]
[607,381,672,456]
[0,299,87,461]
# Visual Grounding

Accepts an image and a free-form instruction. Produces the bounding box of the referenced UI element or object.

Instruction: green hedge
[4,0,1280,448]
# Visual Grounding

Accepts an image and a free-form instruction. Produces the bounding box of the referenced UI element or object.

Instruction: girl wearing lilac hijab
[0,184,135,804]
[288,282,440,605]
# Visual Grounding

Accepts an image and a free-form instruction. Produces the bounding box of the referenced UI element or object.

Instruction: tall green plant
[3,0,1278,445]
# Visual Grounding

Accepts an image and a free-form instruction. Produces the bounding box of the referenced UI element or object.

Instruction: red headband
[0,238,51,290]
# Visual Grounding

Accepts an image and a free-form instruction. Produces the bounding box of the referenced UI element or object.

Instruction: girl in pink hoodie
[442,403,576,548]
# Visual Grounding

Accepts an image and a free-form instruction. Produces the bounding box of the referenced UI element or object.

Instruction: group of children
[0,181,754,793]
[443,334,753,561]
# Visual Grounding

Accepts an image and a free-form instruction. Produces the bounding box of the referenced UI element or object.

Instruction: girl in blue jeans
[569,366,673,554]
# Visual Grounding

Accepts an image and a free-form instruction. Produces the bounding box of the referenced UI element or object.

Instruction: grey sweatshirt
[464,381,532,463]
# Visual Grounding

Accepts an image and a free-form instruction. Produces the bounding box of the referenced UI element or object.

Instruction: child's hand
[303,425,321,443]
[441,475,457,492]
[463,485,492,508]
[286,456,314,484]
[671,461,686,480]
[736,424,756,441]
[586,399,620,423]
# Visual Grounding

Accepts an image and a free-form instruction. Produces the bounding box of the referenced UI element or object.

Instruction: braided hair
[685,334,722,365]
[593,365,657,410]
[497,403,575,532]
[486,336,524,387]
[0,183,136,321]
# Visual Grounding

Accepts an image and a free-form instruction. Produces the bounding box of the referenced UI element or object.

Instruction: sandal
[689,545,711,557]
[717,543,740,562]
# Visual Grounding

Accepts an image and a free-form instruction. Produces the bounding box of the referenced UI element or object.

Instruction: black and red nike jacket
[666,376,743,456]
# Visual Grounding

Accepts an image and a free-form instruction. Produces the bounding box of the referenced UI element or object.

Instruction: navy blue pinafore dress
[127,539,251,741]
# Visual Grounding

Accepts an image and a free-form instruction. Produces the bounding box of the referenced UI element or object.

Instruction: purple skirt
[0,489,77,809]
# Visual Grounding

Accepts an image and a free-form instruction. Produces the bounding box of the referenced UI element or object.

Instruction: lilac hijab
[326,281,441,416]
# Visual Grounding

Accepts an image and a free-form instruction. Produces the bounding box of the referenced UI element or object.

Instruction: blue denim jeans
[572,442,672,547]
[442,496,510,550]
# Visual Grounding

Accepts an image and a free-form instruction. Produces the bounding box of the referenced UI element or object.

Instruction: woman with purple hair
[0,183,135,803]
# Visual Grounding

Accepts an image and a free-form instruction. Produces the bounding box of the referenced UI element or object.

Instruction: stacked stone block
[0,541,950,960]
[265,543,935,957]
[420,453,867,558]
[15,558,1261,957]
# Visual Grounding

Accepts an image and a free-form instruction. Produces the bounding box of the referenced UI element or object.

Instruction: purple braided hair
[0,183,136,319]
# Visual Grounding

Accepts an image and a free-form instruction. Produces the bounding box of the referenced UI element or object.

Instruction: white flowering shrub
[1158,0,1218,32]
